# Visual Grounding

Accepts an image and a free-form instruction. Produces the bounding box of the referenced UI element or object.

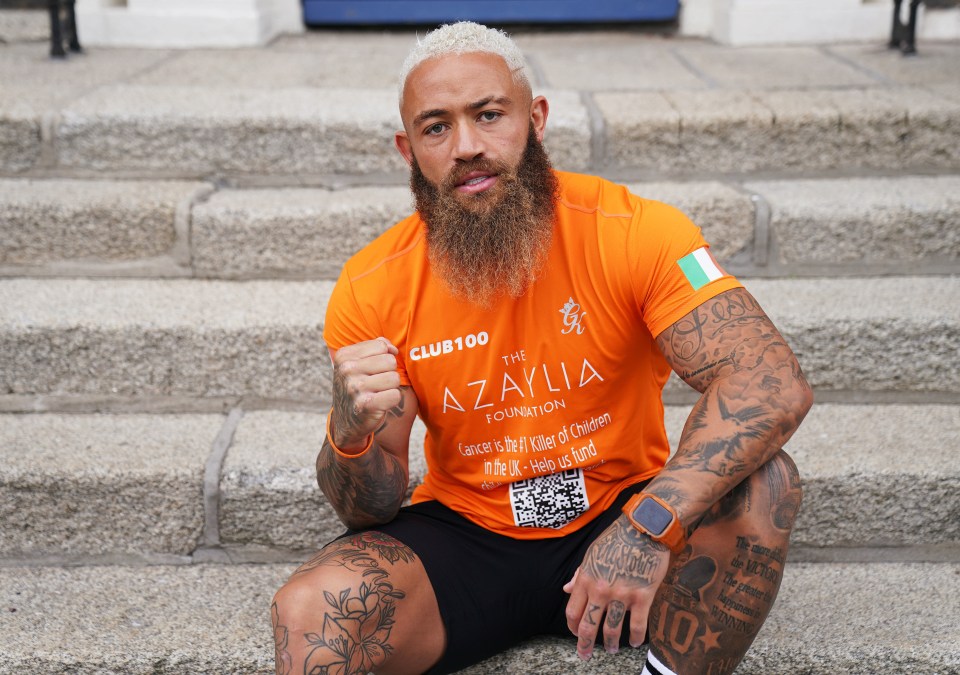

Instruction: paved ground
[2,18,959,157]
[4,15,960,90]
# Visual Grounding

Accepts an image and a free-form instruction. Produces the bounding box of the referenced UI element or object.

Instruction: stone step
[0,561,956,673]
[0,276,956,405]
[0,278,334,403]
[2,404,957,559]
[4,34,959,179]
[0,177,211,274]
[3,174,957,279]
[746,174,960,275]
[0,413,224,558]
[187,180,757,280]
[220,403,960,552]
[4,82,959,178]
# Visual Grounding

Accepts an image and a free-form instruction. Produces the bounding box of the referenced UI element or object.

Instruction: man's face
[395,51,548,198]
[394,52,556,306]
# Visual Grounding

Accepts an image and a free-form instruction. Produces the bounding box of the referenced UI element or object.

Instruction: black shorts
[346,480,649,674]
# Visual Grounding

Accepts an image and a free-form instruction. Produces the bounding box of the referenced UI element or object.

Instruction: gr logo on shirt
[408,331,490,362]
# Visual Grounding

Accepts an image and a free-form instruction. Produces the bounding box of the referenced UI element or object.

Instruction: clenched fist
[329,337,403,453]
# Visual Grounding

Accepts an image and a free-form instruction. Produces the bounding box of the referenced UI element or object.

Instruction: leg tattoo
[272,601,293,675]
[302,575,405,675]
[650,454,801,674]
[281,534,415,675]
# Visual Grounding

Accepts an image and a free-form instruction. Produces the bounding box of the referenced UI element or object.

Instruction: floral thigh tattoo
[274,532,416,675]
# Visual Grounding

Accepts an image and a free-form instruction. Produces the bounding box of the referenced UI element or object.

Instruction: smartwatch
[622,493,686,554]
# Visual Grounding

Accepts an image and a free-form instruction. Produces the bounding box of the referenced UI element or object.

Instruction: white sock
[641,649,679,675]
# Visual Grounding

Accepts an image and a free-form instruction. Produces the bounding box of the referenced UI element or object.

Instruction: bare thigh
[648,450,803,675]
[272,531,445,675]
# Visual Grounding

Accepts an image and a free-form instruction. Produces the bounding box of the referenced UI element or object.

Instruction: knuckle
[341,377,362,398]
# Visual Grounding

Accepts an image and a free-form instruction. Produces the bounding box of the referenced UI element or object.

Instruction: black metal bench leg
[65,0,82,53]
[48,0,66,59]
[889,0,904,49]
[903,0,921,54]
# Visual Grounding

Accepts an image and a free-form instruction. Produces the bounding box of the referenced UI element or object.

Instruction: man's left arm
[564,287,813,658]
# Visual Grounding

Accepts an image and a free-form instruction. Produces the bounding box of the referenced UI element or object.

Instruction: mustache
[441,158,512,191]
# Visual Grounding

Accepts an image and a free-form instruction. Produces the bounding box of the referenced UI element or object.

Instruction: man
[272,21,812,675]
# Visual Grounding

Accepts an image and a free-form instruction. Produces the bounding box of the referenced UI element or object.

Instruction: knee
[272,562,356,632]
[271,562,367,671]
[271,571,313,658]
[271,577,304,675]
[272,574,313,630]
[755,450,803,532]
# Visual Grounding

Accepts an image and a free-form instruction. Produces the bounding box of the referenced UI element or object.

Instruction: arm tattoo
[654,288,812,525]
[317,388,410,529]
[331,361,408,446]
[376,394,406,434]
[660,289,766,392]
[317,439,407,529]
[331,360,366,446]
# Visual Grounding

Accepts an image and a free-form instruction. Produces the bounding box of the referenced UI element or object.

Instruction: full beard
[410,127,558,307]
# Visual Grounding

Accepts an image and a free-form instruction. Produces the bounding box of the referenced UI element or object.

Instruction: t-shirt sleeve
[323,268,411,385]
[629,199,743,339]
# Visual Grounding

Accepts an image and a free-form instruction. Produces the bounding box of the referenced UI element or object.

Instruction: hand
[563,515,671,659]
[330,337,402,451]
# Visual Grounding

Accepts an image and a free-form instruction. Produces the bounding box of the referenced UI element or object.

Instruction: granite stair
[0,21,958,673]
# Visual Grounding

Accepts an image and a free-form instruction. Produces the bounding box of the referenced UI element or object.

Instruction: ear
[530,96,549,142]
[395,131,414,166]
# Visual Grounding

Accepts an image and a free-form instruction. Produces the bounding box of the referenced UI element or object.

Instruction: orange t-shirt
[324,171,742,539]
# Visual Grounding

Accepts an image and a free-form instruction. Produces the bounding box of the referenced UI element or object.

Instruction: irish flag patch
[678,247,725,291]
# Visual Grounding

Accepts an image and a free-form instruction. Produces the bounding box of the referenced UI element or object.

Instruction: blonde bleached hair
[398,22,531,106]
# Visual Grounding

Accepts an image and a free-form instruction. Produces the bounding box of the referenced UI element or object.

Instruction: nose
[452,123,484,162]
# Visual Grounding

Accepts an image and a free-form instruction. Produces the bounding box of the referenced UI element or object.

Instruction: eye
[479,111,501,123]
[425,123,446,136]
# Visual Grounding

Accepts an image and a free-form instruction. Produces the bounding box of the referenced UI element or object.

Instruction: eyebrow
[412,95,514,126]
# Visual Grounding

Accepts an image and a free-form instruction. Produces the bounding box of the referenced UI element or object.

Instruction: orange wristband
[325,411,374,458]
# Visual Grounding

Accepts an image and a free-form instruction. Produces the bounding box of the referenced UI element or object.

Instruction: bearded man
[272,21,812,675]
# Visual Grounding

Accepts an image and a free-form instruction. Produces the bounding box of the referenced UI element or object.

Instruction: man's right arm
[316,337,419,530]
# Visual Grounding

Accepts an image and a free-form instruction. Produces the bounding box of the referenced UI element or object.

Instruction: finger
[334,337,398,364]
[348,354,397,375]
[562,567,580,593]
[340,352,400,377]
[334,360,400,410]
[628,601,649,649]
[602,600,626,654]
[351,387,403,420]
[564,582,588,636]
[344,370,402,401]
[575,602,604,660]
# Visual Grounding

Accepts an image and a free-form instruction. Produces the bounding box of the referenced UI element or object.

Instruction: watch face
[634,498,673,536]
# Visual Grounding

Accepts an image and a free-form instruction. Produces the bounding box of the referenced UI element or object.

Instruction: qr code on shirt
[509,468,589,529]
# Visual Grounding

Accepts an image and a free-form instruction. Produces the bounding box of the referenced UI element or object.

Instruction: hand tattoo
[582,518,667,588]
[605,600,626,629]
